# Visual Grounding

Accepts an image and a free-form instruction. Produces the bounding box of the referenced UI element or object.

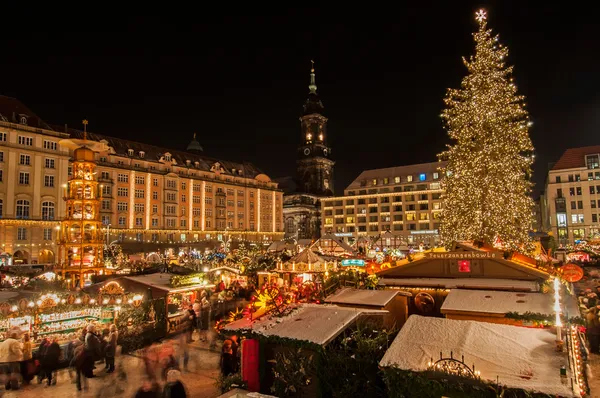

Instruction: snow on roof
[325,288,409,307]
[224,304,387,346]
[380,316,573,397]
[379,278,539,292]
[441,289,580,317]
[124,273,214,292]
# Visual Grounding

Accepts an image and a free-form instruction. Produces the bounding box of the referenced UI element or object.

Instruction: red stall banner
[242,338,260,392]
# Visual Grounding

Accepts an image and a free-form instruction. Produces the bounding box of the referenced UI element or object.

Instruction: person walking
[587,307,600,354]
[84,324,101,377]
[186,304,197,343]
[72,340,88,391]
[0,330,23,390]
[41,337,61,386]
[20,333,33,385]
[220,340,236,377]
[105,324,118,373]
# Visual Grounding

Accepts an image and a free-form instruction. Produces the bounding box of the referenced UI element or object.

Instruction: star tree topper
[475,9,487,23]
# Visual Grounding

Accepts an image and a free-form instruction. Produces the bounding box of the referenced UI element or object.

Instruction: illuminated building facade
[321,162,445,246]
[0,97,69,265]
[0,97,284,268]
[544,146,600,245]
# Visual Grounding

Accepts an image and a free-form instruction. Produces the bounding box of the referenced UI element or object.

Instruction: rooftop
[0,95,53,130]
[60,127,269,181]
[379,278,540,292]
[440,289,579,317]
[551,145,600,171]
[325,288,409,307]
[380,315,573,397]
[224,304,387,346]
[123,273,213,293]
[345,161,445,191]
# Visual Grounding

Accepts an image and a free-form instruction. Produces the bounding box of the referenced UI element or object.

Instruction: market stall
[0,285,142,347]
[277,248,336,284]
[111,273,215,335]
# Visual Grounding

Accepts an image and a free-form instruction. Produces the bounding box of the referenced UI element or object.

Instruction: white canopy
[380,315,573,397]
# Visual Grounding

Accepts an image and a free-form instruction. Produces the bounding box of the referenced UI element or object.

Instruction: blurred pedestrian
[20,333,33,385]
[41,336,61,386]
[187,304,196,343]
[0,330,23,390]
[178,333,189,372]
[105,324,118,373]
[220,340,235,376]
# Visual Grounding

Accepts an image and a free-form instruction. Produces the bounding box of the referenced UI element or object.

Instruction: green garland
[382,368,553,398]
[504,311,584,326]
[169,272,206,288]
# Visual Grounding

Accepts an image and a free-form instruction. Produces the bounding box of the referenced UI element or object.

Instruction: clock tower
[297,62,335,195]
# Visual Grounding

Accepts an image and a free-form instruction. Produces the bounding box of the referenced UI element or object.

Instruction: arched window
[285,218,296,234]
[0,199,3,218]
[41,201,55,220]
[16,199,30,219]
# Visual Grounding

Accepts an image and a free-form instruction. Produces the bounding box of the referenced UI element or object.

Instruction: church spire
[309,60,317,94]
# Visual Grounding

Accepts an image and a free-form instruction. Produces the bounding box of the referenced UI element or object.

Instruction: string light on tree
[438,9,534,252]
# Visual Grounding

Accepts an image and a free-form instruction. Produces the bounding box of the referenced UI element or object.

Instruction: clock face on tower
[304,148,310,156]
[323,148,328,156]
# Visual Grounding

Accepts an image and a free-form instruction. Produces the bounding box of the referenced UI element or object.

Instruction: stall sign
[559,263,584,283]
[341,259,365,267]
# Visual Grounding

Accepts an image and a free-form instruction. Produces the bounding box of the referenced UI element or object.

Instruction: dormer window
[164,153,172,162]
[20,116,27,125]
[139,151,145,158]
[194,161,200,168]
[128,149,134,156]
[186,160,191,166]
[586,154,600,170]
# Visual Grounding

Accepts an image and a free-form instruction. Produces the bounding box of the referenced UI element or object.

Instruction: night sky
[1,4,599,195]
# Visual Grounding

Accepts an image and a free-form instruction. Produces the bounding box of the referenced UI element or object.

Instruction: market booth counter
[0,286,142,349]
[376,243,551,318]
[104,273,215,335]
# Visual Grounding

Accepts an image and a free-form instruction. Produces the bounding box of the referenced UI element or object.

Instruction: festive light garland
[569,325,589,396]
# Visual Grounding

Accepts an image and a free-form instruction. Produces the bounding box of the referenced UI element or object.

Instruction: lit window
[407,175,413,182]
[433,172,439,180]
[41,201,55,220]
[372,179,377,186]
[394,177,400,183]
[419,173,426,181]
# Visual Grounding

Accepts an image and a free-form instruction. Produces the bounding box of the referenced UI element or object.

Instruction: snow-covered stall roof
[325,288,410,307]
[124,273,214,293]
[379,277,539,292]
[224,304,387,346]
[441,289,580,317]
[310,234,357,255]
[379,316,573,397]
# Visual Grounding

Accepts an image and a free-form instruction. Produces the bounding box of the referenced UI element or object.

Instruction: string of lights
[438,9,534,252]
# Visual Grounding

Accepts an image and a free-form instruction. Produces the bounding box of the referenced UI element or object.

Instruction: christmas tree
[439,10,534,251]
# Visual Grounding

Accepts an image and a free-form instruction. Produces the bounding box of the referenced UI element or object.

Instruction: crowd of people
[0,322,119,392]
[582,286,600,354]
